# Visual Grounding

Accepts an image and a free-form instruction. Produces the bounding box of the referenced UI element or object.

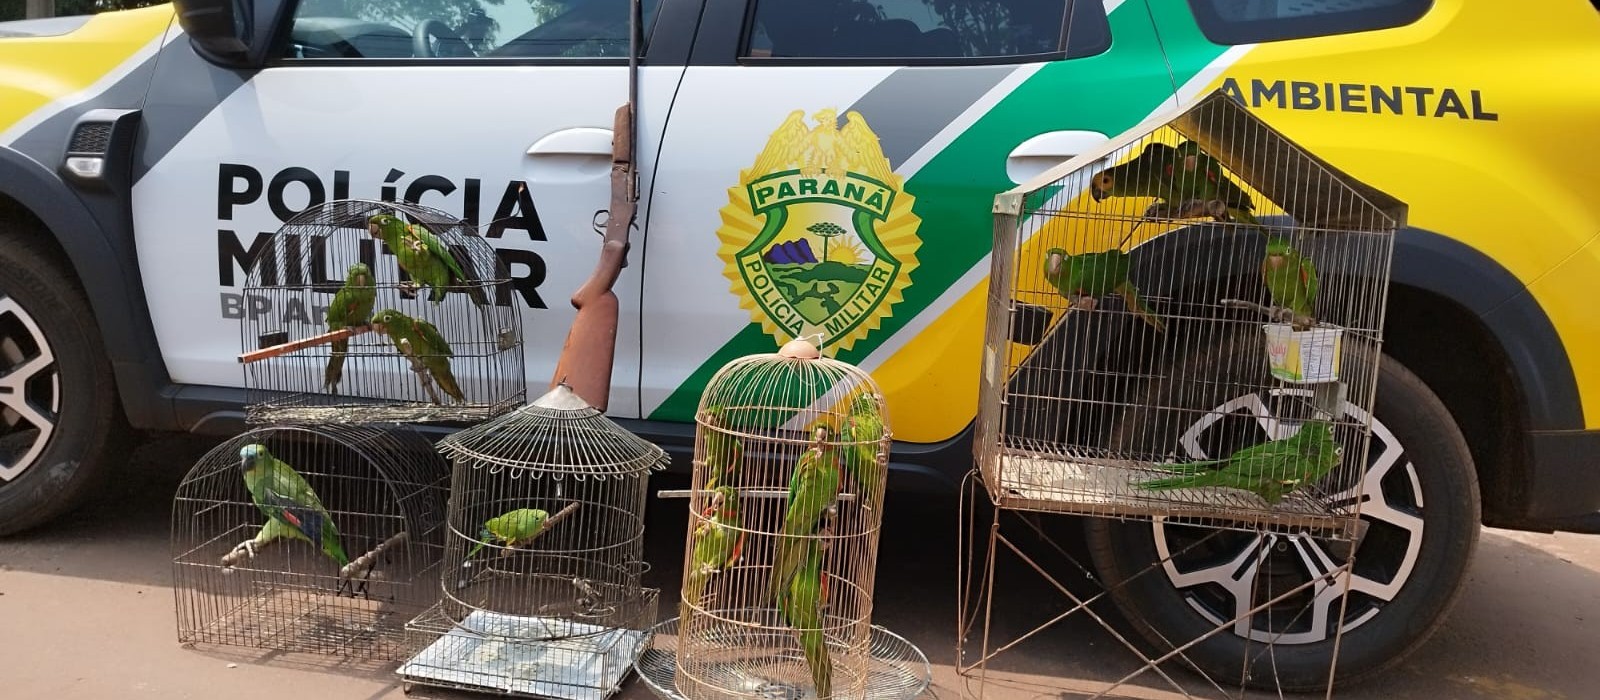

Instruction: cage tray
[634,616,931,700]
[399,607,650,700]
[992,451,1359,538]
[245,396,524,426]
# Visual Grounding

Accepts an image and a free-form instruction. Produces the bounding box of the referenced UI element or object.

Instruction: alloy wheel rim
[1149,388,1425,645]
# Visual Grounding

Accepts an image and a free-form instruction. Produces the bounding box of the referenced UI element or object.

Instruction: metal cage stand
[956,470,1363,699]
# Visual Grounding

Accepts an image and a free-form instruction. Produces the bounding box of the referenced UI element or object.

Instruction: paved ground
[2,433,1597,700]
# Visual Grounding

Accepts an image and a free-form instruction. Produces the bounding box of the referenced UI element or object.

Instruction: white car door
[131,0,698,418]
[640,0,1174,442]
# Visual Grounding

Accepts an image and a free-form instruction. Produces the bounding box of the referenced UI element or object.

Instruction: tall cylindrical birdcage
[238,198,525,425]
[398,382,668,699]
[674,338,892,700]
[170,422,449,660]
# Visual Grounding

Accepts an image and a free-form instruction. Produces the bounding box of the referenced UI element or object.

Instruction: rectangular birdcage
[238,198,526,426]
[975,90,1406,539]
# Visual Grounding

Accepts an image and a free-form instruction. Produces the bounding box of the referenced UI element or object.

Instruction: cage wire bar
[958,89,1408,699]
[171,422,450,661]
[671,337,892,700]
[398,382,668,699]
[977,89,1405,539]
[240,198,525,425]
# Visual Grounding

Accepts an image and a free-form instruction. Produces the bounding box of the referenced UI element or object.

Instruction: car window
[1187,0,1432,45]
[286,0,663,60]
[742,0,1110,61]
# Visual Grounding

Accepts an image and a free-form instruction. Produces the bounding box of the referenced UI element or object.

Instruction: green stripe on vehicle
[648,2,1229,423]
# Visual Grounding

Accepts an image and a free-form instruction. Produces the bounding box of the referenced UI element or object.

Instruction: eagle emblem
[715,108,923,355]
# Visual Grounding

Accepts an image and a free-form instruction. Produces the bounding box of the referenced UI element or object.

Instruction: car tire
[1083,331,1480,692]
[0,228,127,537]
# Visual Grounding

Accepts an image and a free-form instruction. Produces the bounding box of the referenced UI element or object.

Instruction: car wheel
[1084,332,1480,692]
[0,229,126,537]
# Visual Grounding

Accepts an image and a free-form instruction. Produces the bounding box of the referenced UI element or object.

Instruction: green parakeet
[1262,235,1318,330]
[681,486,746,618]
[369,308,464,403]
[1088,142,1181,202]
[1043,247,1165,333]
[778,537,831,700]
[1135,420,1342,505]
[769,424,843,602]
[701,404,744,490]
[1168,140,1265,229]
[323,262,377,394]
[366,213,488,306]
[838,392,885,508]
[236,443,350,570]
[1087,142,1186,233]
[465,507,550,561]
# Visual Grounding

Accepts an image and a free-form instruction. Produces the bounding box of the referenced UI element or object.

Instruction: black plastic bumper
[1522,429,1600,522]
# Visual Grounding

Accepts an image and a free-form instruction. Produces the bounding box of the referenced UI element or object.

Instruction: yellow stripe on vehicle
[0,5,174,138]
[1197,0,1600,427]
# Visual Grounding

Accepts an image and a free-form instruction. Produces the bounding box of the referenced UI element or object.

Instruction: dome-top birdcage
[398,382,667,699]
[238,198,525,426]
[674,337,892,700]
[170,422,450,661]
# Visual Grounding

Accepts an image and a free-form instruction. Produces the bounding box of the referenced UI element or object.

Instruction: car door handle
[526,127,615,183]
[1005,130,1111,185]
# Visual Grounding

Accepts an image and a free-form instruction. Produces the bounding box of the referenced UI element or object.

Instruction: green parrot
[366,213,488,306]
[1167,140,1265,230]
[1088,142,1181,202]
[769,423,843,602]
[235,443,356,591]
[680,485,746,618]
[369,308,464,403]
[1135,420,1342,505]
[838,392,885,508]
[1262,235,1319,330]
[701,404,744,490]
[323,262,377,394]
[1043,247,1165,333]
[1087,141,1186,234]
[465,507,550,561]
[778,536,831,700]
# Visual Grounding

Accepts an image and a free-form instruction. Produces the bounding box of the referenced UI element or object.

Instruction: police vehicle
[1,0,1597,689]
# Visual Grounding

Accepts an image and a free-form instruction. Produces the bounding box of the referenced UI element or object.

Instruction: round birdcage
[238,198,525,426]
[170,422,450,661]
[674,338,892,700]
[398,382,668,698]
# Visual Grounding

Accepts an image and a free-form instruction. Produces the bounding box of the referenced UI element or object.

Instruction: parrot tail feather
[1135,473,1215,492]
[1146,458,1226,475]
[800,630,832,700]
[324,339,348,393]
[1118,284,1165,333]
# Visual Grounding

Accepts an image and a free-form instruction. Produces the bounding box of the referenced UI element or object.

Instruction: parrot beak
[1045,252,1062,277]
[367,223,381,238]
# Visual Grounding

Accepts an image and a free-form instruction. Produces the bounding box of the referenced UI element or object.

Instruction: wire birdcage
[976,90,1406,540]
[170,423,449,660]
[398,382,667,699]
[239,198,525,425]
[673,337,891,700]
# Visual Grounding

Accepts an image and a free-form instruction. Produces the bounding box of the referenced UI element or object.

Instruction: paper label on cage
[715,109,924,354]
[1263,324,1342,383]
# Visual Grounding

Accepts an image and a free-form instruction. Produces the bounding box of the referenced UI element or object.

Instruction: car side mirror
[174,0,293,69]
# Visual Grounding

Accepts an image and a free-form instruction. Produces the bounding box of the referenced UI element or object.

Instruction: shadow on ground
[2,434,1597,699]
